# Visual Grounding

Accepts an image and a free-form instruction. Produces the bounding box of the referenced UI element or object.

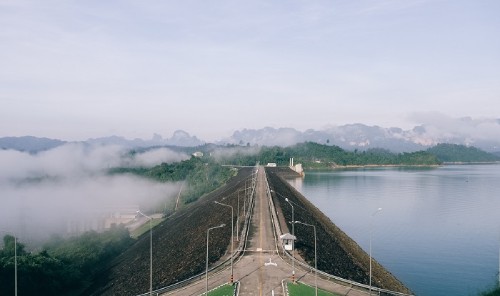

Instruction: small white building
[280,233,296,251]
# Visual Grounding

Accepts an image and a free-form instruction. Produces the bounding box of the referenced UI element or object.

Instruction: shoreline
[266,167,412,294]
[303,161,500,170]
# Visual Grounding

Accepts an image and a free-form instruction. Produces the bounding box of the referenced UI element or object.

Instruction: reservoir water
[288,164,500,296]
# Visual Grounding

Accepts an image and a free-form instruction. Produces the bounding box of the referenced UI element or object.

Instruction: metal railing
[138,167,258,296]
[264,170,414,296]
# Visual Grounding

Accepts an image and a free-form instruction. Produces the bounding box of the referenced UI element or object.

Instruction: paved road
[236,166,289,296]
[163,167,367,296]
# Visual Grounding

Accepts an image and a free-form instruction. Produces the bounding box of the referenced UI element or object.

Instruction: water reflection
[289,165,500,296]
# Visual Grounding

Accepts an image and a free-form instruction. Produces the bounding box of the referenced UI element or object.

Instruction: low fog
[409,113,500,143]
[210,145,261,162]
[0,144,189,245]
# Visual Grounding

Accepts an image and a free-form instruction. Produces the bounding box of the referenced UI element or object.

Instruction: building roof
[279,233,296,240]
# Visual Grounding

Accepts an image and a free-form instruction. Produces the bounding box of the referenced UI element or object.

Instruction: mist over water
[0,144,188,245]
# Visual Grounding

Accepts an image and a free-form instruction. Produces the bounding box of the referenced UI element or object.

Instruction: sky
[1,0,499,141]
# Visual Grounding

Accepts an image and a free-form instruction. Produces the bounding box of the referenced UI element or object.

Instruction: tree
[1,235,26,257]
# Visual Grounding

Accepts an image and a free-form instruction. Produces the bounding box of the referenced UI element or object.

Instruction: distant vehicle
[266,163,277,167]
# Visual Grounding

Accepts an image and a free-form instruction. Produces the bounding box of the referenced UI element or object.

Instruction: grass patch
[130,218,165,239]
[207,283,235,295]
[287,282,340,296]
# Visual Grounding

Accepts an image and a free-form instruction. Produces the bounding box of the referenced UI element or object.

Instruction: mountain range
[221,123,500,153]
[2,123,500,154]
[223,125,426,152]
[0,130,204,153]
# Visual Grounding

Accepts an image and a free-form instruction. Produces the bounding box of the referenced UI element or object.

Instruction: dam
[86,166,411,295]
[158,166,411,295]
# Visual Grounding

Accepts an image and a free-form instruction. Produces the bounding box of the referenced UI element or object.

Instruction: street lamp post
[206,224,225,294]
[14,235,17,296]
[270,189,296,282]
[242,189,246,220]
[285,198,296,282]
[236,191,240,241]
[136,211,153,296]
[294,221,317,296]
[245,179,248,201]
[369,208,383,295]
[214,201,234,283]
[497,228,500,288]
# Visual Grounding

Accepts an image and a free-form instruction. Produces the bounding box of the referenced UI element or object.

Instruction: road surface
[163,167,366,296]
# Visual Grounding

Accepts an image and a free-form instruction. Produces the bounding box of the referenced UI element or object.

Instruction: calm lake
[288,164,500,296]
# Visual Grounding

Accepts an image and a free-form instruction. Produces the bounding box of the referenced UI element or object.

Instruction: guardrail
[138,166,258,296]
[264,169,414,296]
[233,280,240,296]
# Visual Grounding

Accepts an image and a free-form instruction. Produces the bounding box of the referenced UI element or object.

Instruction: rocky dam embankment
[85,167,254,295]
[266,167,411,294]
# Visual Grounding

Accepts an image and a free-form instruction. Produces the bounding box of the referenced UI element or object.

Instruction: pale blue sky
[1,0,499,141]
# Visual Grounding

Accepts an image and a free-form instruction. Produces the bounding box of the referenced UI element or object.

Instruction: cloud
[408,112,500,145]
[126,148,189,167]
[209,145,261,163]
[1,175,181,243]
[0,144,189,182]
[0,143,186,243]
[0,143,124,181]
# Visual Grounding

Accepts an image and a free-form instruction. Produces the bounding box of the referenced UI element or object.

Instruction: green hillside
[109,156,236,205]
[213,142,441,168]
[426,143,500,163]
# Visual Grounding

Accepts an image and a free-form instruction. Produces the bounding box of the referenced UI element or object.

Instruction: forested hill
[426,143,500,163]
[109,157,236,205]
[212,142,441,168]
[209,142,499,168]
[285,142,440,167]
